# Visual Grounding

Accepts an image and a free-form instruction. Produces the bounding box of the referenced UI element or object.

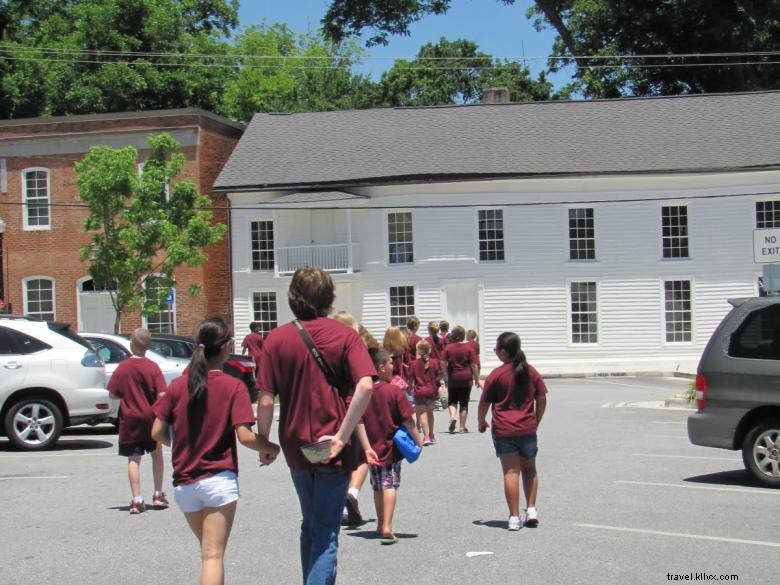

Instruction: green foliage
[76,133,226,332]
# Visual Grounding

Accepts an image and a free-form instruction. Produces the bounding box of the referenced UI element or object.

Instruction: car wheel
[741,419,780,488]
[3,398,64,451]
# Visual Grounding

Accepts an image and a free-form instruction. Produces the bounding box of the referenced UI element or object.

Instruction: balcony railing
[276,243,360,275]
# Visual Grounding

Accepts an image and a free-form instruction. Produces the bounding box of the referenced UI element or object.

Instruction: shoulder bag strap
[293,319,340,390]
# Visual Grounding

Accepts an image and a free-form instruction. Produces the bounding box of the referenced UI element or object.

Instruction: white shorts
[174,471,240,513]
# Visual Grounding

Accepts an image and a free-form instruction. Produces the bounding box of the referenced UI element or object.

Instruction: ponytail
[496,332,531,407]
[188,317,231,405]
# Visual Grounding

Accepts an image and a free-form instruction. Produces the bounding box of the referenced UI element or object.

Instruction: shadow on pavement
[63,425,117,436]
[0,438,114,452]
[683,469,763,488]
[345,530,418,540]
[472,519,507,529]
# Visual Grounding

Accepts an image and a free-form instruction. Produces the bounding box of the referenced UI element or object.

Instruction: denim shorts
[414,397,437,407]
[173,471,239,513]
[492,433,538,459]
[118,440,159,457]
[369,462,402,491]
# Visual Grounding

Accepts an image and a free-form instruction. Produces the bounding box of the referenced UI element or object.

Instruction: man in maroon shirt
[257,266,375,585]
[107,328,169,514]
[241,321,264,376]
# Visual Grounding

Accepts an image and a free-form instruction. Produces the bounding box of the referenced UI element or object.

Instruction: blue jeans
[290,467,350,585]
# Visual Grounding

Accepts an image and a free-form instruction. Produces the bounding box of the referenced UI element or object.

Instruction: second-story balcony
[276,243,361,275]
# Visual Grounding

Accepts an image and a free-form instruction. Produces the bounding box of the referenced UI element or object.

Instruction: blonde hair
[416,339,431,370]
[466,329,479,343]
[427,321,439,336]
[382,326,407,357]
[130,328,151,356]
[333,310,358,331]
[359,324,380,349]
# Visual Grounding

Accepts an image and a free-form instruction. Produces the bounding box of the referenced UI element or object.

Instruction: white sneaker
[508,515,523,531]
[525,507,538,527]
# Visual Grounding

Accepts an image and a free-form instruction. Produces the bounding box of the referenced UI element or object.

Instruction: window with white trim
[144,276,175,334]
[24,278,55,320]
[22,168,51,229]
[756,200,780,228]
[388,212,413,264]
[662,205,689,258]
[478,209,505,261]
[389,285,415,329]
[664,280,692,342]
[570,281,598,343]
[568,208,595,260]
[252,292,278,336]
[251,220,275,271]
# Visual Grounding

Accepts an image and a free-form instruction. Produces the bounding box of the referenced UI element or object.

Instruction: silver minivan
[687,297,780,487]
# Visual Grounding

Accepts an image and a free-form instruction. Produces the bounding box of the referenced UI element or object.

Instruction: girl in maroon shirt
[425,321,444,361]
[382,326,411,385]
[441,326,480,433]
[409,340,443,445]
[405,316,422,362]
[477,332,547,531]
[152,317,280,585]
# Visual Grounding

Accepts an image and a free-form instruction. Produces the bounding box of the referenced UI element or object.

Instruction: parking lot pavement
[1,376,776,585]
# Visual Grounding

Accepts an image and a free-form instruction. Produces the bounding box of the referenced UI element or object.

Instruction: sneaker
[429,434,436,444]
[508,515,523,531]
[129,500,146,515]
[448,419,457,433]
[345,493,362,526]
[152,492,170,509]
[524,507,538,527]
[340,511,350,526]
[423,435,432,446]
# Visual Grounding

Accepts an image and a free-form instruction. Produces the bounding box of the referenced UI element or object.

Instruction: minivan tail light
[695,374,708,411]
[226,358,255,375]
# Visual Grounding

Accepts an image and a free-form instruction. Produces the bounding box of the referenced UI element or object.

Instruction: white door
[78,279,115,333]
[441,280,481,335]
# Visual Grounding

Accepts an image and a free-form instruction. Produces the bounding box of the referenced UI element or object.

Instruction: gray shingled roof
[214,91,780,191]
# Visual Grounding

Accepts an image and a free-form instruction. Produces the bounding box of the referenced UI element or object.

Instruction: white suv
[0,316,109,450]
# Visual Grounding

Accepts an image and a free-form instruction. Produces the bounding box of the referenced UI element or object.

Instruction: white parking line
[631,453,740,461]
[0,475,69,480]
[577,524,780,548]
[616,480,779,495]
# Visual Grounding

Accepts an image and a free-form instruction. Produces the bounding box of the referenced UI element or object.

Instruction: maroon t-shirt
[467,340,481,368]
[410,357,442,401]
[241,332,264,360]
[442,342,478,388]
[257,318,377,471]
[391,350,411,379]
[407,332,422,361]
[362,380,415,466]
[107,356,167,444]
[152,371,256,486]
[482,363,548,437]
[426,335,444,360]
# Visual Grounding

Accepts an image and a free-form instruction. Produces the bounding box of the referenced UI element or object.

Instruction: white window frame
[661,204,690,259]
[477,208,506,263]
[143,275,176,334]
[661,278,693,344]
[250,290,279,336]
[389,284,416,329]
[387,211,414,265]
[567,280,599,345]
[23,276,55,321]
[567,207,596,261]
[250,219,275,272]
[21,167,51,230]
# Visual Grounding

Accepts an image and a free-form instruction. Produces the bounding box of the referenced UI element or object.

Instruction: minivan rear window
[729,304,780,359]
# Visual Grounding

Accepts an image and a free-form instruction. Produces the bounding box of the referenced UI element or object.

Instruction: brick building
[0,109,243,335]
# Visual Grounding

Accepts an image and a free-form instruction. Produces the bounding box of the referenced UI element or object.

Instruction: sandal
[129,500,146,514]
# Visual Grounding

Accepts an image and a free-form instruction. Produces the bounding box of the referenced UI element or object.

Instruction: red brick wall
[0,111,241,335]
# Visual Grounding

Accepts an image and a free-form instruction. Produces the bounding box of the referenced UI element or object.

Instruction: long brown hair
[496,332,530,407]
[188,317,231,404]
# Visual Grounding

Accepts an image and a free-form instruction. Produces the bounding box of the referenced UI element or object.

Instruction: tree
[75,133,226,333]
[377,37,552,106]
[321,0,780,97]
[0,0,240,118]
[219,23,378,120]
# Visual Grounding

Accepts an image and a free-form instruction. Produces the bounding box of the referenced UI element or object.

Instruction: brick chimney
[482,87,511,104]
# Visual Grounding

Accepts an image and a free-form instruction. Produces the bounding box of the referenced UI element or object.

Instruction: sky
[238,0,572,89]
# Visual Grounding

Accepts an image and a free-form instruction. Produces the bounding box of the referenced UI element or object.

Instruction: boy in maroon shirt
[362,348,421,544]
[441,326,480,433]
[256,266,375,585]
[405,316,422,361]
[241,321,264,376]
[107,328,169,514]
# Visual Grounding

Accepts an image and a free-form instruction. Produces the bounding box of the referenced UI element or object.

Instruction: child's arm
[535,394,547,427]
[235,424,281,462]
[402,417,422,448]
[151,418,171,447]
[355,423,379,466]
[477,392,490,434]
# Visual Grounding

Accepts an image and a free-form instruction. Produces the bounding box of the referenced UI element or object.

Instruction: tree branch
[533,0,588,76]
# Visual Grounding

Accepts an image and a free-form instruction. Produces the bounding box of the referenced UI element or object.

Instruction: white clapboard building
[214,90,780,375]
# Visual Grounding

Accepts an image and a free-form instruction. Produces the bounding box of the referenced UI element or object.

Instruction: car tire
[741,419,780,488]
[3,398,64,451]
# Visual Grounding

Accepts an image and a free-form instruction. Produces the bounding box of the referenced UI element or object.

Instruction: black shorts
[118,440,159,457]
[447,386,472,410]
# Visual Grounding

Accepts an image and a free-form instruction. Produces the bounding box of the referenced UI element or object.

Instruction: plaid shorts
[369,461,402,491]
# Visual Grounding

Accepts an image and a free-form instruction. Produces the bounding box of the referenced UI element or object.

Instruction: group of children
[108,312,544,583]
